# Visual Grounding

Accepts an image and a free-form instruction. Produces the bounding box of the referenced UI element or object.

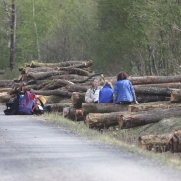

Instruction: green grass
[42,112,181,171]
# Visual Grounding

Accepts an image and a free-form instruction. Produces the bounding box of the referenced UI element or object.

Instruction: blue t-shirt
[99,85,113,103]
[114,79,135,103]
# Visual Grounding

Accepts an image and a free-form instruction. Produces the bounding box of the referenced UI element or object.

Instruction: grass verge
[42,112,181,171]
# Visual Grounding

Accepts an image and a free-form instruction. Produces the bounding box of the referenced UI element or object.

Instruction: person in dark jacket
[99,81,114,103]
[113,71,138,104]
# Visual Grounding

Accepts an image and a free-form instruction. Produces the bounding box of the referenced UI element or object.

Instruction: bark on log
[62,107,76,120]
[60,67,90,76]
[24,66,58,74]
[117,107,181,129]
[86,112,125,129]
[0,92,10,103]
[71,92,85,108]
[138,130,181,153]
[65,85,88,93]
[134,87,171,96]
[136,94,169,103]
[128,101,181,112]
[41,79,74,90]
[128,75,181,85]
[0,70,5,74]
[46,102,72,112]
[0,80,13,88]
[30,89,72,97]
[170,89,181,103]
[134,83,181,89]
[0,88,13,93]
[27,71,66,80]
[43,96,70,104]
[75,109,84,121]
[30,60,92,68]
[138,133,174,152]
[82,103,129,118]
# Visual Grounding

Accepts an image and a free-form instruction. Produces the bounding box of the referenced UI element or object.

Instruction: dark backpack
[4,94,20,115]
[18,91,37,115]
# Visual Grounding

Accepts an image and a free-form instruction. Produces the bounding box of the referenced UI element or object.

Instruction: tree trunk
[128,101,181,112]
[138,133,173,152]
[30,60,92,68]
[30,89,72,97]
[41,79,74,90]
[136,94,168,103]
[62,107,76,120]
[47,102,72,112]
[117,107,181,129]
[0,80,13,88]
[138,130,181,153]
[75,109,84,121]
[134,87,171,96]
[134,83,181,89]
[27,71,66,80]
[10,0,16,69]
[170,89,181,103]
[71,92,85,108]
[0,70,5,74]
[82,103,129,118]
[129,75,181,85]
[86,112,125,129]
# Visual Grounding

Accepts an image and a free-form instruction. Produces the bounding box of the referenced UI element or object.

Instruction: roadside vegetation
[42,112,181,171]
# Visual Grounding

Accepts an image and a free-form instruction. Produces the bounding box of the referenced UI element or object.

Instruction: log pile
[138,130,181,153]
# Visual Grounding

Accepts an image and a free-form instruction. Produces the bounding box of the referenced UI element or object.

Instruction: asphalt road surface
[0,104,181,181]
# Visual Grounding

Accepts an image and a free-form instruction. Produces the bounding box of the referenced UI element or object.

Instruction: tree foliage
[1,0,181,76]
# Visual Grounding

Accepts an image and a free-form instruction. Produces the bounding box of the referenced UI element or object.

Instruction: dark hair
[117,71,128,81]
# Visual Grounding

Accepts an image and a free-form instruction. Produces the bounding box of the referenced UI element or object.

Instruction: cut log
[75,109,84,121]
[0,70,5,74]
[0,80,13,88]
[65,84,88,93]
[138,130,181,153]
[82,103,129,118]
[27,71,66,80]
[128,101,181,112]
[62,107,76,120]
[86,112,125,129]
[134,83,181,89]
[0,88,13,93]
[0,92,10,103]
[46,102,72,112]
[134,87,171,96]
[117,107,181,129]
[24,66,58,74]
[136,94,169,103]
[128,75,181,85]
[71,92,85,108]
[170,89,181,102]
[30,60,92,68]
[30,89,72,97]
[138,133,174,152]
[60,67,90,76]
[41,79,74,90]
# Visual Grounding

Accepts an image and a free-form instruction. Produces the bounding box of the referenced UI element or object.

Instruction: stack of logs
[1,62,181,152]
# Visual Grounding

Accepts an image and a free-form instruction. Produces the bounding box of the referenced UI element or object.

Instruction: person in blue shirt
[99,81,114,103]
[113,71,138,104]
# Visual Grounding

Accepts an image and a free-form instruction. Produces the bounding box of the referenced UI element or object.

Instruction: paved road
[0,104,181,181]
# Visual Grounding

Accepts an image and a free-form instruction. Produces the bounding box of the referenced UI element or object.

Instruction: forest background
[1,0,181,79]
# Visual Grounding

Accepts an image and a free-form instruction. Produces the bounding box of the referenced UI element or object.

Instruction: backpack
[4,94,20,115]
[18,91,37,115]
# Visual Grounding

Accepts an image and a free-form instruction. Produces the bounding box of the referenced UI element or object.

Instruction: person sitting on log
[85,78,102,103]
[99,81,114,103]
[113,71,138,104]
